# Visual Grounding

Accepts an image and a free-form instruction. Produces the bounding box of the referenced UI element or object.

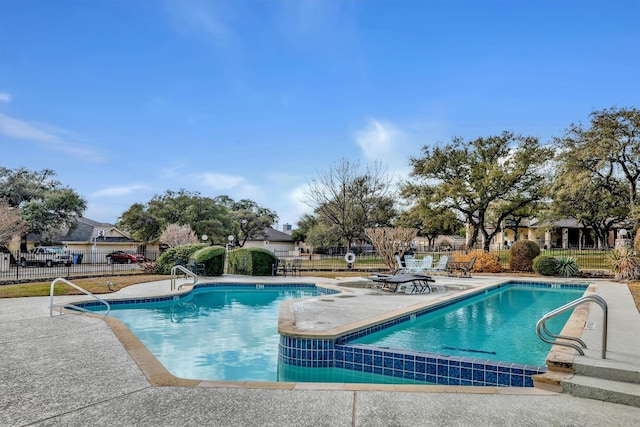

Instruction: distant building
[22,217,154,263]
[243,227,296,254]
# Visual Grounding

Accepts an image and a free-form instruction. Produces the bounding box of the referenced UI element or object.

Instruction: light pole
[226,235,234,274]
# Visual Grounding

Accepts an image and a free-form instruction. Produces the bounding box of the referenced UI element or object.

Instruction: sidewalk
[1,275,640,426]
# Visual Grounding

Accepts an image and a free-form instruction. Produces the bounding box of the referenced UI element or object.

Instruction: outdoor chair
[272,258,291,277]
[368,273,435,294]
[446,257,476,278]
[188,259,206,277]
[411,255,433,274]
[289,258,302,277]
[422,256,450,275]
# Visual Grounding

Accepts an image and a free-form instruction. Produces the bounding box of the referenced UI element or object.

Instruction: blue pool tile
[498,372,510,386]
[460,367,472,381]
[485,371,497,385]
[405,360,415,372]
[426,362,437,375]
[511,375,524,387]
[449,366,460,378]
[437,364,448,377]
[393,358,403,370]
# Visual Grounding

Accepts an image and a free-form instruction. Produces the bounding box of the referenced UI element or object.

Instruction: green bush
[228,247,277,276]
[533,255,558,276]
[154,243,207,275]
[191,246,226,276]
[555,256,579,277]
[509,240,541,272]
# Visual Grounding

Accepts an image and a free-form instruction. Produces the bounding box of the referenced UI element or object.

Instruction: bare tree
[159,223,199,248]
[304,159,396,249]
[0,201,27,245]
[365,227,417,272]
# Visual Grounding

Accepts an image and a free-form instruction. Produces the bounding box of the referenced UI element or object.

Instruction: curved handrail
[536,294,608,359]
[171,265,198,291]
[49,277,110,317]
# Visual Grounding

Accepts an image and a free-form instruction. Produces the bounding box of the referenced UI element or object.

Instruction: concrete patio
[1,274,639,426]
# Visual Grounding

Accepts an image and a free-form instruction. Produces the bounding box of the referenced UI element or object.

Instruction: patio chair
[367,273,435,294]
[188,259,206,277]
[289,258,302,277]
[423,256,449,274]
[412,255,433,274]
[395,254,411,274]
[272,258,285,276]
[447,257,476,278]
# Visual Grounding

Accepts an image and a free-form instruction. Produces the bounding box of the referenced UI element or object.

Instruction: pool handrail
[171,264,198,291]
[536,294,608,359]
[49,277,111,317]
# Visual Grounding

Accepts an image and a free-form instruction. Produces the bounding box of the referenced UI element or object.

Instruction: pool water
[104,287,317,381]
[350,286,584,366]
[96,282,586,384]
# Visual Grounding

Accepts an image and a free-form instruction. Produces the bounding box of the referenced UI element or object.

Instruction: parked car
[106,251,145,264]
[19,246,72,267]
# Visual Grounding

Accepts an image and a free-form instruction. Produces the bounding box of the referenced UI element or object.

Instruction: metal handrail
[536,294,608,359]
[49,277,110,317]
[171,265,198,291]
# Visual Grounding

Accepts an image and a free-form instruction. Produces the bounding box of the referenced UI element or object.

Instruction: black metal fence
[0,249,161,284]
[273,247,615,273]
[0,246,615,285]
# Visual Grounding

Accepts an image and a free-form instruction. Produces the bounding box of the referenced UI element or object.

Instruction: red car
[106,251,145,264]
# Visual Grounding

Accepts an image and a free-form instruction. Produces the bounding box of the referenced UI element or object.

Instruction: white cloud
[91,184,150,198]
[287,184,313,220]
[355,118,403,161]
[354,118,414,184]
[0,112,105,162]
[0,92,11,103]
[162,0,233,47]
[198,172,247,190]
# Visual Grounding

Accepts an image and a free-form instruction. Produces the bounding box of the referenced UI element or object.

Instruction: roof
[260,227,295,243]
[29,217,138,243]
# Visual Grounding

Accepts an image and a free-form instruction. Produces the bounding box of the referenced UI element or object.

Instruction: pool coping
[63,278,591,395]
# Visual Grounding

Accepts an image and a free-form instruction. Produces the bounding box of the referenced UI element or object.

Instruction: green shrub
[154,243,207,275]
[555,256,579,277]
[191,246,226,276]
[533,255,558,276]
[509,240,541,272]
[228,247,277,276]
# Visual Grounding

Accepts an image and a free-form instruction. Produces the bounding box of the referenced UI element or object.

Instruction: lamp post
[616,228,630,249]
[226,235,234,274]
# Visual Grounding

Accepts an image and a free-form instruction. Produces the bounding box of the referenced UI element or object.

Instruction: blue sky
[1,0,639,230]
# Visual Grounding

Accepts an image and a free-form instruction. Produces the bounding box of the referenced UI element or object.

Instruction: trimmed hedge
[191,246,226,276]
[228,247,277,276]
[154,243,207,275]
[509,240,541,272]
[533,255,558,276]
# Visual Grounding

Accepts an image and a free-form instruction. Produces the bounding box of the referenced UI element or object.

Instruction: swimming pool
[82,280,587,387]
[278,281,588,387]
[350,285,582,366]
[89,284,326,381]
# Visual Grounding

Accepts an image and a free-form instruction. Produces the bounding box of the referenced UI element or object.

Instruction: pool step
[561,375,640,408]
[573,357,640,385]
